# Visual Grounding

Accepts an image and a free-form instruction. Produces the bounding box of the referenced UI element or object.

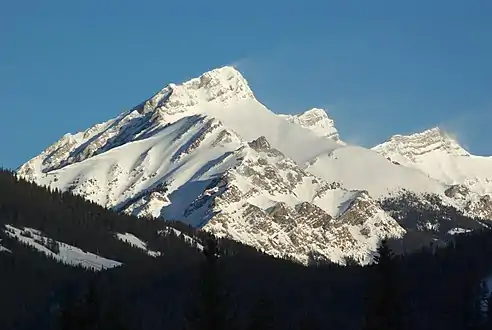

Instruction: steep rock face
[444,185,492,220]
[191,141,406,265]
[206,189,405,265]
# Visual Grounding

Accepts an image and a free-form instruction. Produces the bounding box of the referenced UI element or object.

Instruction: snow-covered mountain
[17,66,492,264]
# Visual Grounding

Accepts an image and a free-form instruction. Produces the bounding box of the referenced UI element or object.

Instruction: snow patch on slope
[115,232,161,257]
[448,228,473,235]
[159,228,204,251]
[0,239,10,253]
[4,225,122,270]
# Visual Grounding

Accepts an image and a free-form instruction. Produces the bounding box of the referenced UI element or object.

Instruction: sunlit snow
[4,225,122,271]
[159,228,204,251]
[115,232,161,257]
[0,239,10,253]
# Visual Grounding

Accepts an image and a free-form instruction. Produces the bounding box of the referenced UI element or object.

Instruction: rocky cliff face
[197,137,405,265]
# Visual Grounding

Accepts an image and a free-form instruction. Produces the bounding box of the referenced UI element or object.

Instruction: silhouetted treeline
[2,169,492,330]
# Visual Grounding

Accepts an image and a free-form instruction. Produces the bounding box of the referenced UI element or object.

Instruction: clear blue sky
[1,0,491,169]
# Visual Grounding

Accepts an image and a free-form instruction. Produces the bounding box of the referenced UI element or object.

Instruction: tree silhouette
[460,273,487,329]
[298,307,321,330]
[485,286,492,329]
[58,289,82,330]
[363,239,402,330]
[58,281,101,330]
[187,234,227,330]
[246,295,275,330]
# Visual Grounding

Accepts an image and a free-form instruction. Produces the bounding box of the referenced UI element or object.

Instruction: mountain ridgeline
[3,169,492,330]
[16,66,492,265]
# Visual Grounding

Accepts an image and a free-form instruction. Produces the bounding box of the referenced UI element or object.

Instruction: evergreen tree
[298,308,320,330]
[485,288,492,329]
[58,290,82,330]
[460,275,487,329]
[246,295,275,330]
[188,234,227,330]
[81,282,101,330]
[363,239,403,330]
[47,237,60,254]
[58,282,102,330]
[477,281,489,330]
[100,300,129,330]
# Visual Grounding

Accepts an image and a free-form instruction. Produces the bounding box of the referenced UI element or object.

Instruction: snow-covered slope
[17,66,492,264]
[373,128,492,196]
[4,225,122,270]
[0,239,10,253]
[115,232,161,257]
[305,145,447,198]
[159,227,204,251]
[20,115,246,226]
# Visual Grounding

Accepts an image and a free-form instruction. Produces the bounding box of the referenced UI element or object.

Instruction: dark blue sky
[1,0,491,169]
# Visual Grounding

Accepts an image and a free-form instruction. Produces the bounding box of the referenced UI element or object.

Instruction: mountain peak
[373,126,470,160]
[198,65,247,84]
[408,126,447,139]
[299,108,330,119]
[279,108,340,141]
[135,66,255,115]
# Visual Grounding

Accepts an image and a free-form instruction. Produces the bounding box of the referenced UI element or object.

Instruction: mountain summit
[135,66,255,116]
[373,127,470,160]
[17,66,492,264]
[372,127,492,196]
[279,108,341,142]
